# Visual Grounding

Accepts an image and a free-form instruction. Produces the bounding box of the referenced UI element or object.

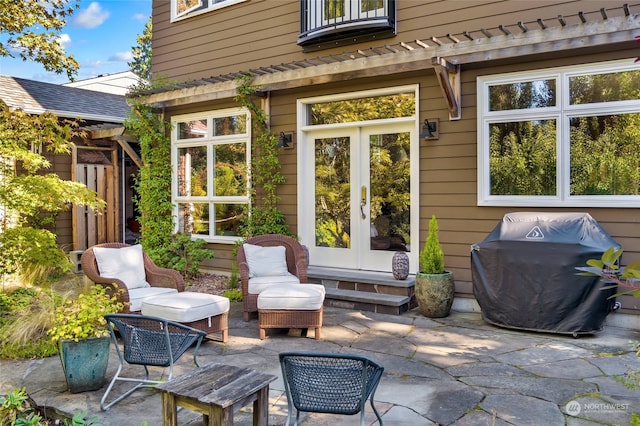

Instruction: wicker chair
[81,243,185,313]
[279,352,385,426]
[100,314,205,411]
[237,234,308,321]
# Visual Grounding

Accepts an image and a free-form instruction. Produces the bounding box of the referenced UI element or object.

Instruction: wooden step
[307,266,417,315]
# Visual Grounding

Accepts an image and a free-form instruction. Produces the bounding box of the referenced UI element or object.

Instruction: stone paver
[0,304,638,425]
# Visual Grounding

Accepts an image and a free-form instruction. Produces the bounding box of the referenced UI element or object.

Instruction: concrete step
[307,266,416,315]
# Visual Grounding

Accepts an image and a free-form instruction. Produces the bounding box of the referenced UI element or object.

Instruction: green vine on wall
[125,102,174,264]
[234,75,291,237]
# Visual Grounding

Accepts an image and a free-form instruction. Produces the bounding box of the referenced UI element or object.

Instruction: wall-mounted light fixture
[277,131,294,149]
[420,118,439,140]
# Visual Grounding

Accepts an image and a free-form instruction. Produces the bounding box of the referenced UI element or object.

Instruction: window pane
[178,203,209,235]
[324,0,344,19]
[489,120,557,195]
[213,114,247,136]
[315,137,351,248]
[178,119,207,139]
[310,93,415,125]
[489,80,556,111]
[214,203,246,236]
[177,146,208,197]
[176,0,201,15]
[569,70,640,104]
[213,143,247,196]
[362,0,383,13]
[570,113,640,195]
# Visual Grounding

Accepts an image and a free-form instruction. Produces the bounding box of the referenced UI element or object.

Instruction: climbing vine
[234,75,291,237]
[125,101,174,264]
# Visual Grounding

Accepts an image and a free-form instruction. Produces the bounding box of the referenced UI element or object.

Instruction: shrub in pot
[415,215,455,318]
[48,285,124,393]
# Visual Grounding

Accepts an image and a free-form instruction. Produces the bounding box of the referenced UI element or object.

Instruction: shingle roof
[0,75,129,123]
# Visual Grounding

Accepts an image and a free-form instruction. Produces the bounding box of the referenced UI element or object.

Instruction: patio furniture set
[80,235,384,424]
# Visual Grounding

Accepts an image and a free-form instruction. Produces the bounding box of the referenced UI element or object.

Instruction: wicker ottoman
[257,284,325,340]
[141,292,230,342]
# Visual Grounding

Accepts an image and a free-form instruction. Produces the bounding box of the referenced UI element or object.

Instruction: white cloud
[133,13,148,22]
[109,51,133,62]
[73,2,110,29]
[57,34,72,47]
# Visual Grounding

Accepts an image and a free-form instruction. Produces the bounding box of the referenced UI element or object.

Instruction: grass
[0,274,87,359]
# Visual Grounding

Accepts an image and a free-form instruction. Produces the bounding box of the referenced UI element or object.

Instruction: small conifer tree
[419,215,445,274]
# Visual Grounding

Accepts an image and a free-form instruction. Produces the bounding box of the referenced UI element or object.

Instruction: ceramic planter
[414,271,454,318]
[59,336,110,393]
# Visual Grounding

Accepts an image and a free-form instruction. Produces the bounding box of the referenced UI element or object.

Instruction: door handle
[360,186,366,219]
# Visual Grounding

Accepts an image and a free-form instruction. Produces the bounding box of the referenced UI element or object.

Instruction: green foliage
[0,0,80,79]
[576,247,640,298]
[0,287,58,359]
[48,285,124,343]
[0,227,71,281]
[125,101,174,265]
[162,233,214,280]
[223,288,243,302]
[128,17,152,81]
[419,215,445,274]
[578,248,640,392]
[0,100,105,283]
[228,263,239,289]
[62,410,102,426]
[234,75,291,238]
[0,387,46,426]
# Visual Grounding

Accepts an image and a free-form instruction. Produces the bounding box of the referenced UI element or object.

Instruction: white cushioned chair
[81,243,184,313]
[237,234,308,321]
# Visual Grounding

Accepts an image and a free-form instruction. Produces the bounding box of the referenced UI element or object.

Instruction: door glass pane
[310,93,415,124]
[369,132,410,252]
[315,137,351,248]
[177,146,207,197]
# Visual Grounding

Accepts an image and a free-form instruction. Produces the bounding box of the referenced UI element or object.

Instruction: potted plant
[414,215,455,318]
[48,285,124,393]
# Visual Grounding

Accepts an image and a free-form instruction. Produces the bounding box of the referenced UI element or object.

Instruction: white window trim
[477,58,640,208]
[171,107,251,243]
[171,0,248,23]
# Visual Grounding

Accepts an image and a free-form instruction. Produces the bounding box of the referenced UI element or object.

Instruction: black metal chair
[100,314,206,411]
[279,352,385,425]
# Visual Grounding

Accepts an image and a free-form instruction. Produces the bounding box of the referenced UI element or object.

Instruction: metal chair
[100,314,206,411]
[279,352,384,425]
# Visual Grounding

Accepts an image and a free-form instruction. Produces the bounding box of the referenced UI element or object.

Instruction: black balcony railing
[298,0,396,51]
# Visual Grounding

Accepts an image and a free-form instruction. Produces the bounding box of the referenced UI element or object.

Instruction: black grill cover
[471,212,620,335]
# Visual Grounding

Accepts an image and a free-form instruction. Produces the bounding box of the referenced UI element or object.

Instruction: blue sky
[0,0,151,84]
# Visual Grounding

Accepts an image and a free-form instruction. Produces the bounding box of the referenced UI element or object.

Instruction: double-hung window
[477,59,640,207]
[172,108,250,242]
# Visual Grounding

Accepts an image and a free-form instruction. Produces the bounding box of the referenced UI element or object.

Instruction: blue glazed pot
[59,336,110,393]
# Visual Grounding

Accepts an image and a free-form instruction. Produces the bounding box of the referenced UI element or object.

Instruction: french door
[300,122,415,271]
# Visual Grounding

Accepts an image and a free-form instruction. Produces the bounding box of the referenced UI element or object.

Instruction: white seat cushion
[248,274,300,294]
[127,287,178,312]
[243,243,289,277]
[258,284,325,310]
[93,244,150,290]
[141,292,230,323]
